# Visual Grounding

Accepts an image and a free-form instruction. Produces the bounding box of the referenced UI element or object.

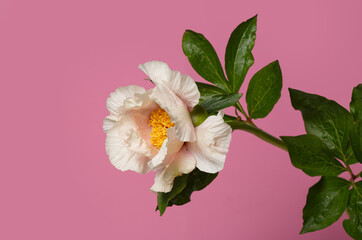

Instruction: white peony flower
[103,61,232,193]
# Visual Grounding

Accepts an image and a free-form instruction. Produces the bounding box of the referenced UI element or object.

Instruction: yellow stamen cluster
[149,108,175,148]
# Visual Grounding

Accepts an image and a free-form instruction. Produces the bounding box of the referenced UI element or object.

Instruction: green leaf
[225,15,257,92]
[169,168,218,206]
[182,30,231,92]
[350,120,362,163]
[343,181,362,239]
[200,93,242,114]
[289,88,353,160]
[156,169,218,214]
[350,84,362,121]
[281,135,346,177]
[157,174,189,216]
[196,82,226,102]
[190,104,208,127]
[301,176,350,234]
[245,60,282,119]
[346,144,359,165]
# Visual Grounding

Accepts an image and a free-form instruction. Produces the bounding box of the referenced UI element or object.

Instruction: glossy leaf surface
[225,15,257,92]
[289,88,353,160]
[281,135,345,177]
[301,177,350,234]
[246,61,282,119]
[196,82,226,102]
[183,30,231,92]
[343,181,362,239]
[200,93,242,114]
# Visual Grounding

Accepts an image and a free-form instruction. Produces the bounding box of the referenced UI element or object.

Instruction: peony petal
[150,147,196,193]
[178,74,200,109]
[148,128,183,170]
[121,91,160,143]
[106,85,146,116]
[150,84,196,142]
[103,115,118,134]
[104,88,159,149]
[105,126,151,174]
[139,61,200,109]
[187,112,232,173]
[115,113,159,158]
[164,69,200,110]
[122,128,156,159]
[138,61,172,84]
[123,89,157,111]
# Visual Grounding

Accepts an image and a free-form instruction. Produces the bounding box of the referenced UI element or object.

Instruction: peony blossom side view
[101,15,362,238]
[103,61,232,193]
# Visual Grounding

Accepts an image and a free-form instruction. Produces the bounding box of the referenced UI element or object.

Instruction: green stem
[235,102,249,119]
[227,120,288,152]
[344,162,357,182]
[340,154,357,182]
[235,102,257,127]
[357,173,361,179]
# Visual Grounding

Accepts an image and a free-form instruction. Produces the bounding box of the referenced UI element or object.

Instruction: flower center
[149,108,175,149]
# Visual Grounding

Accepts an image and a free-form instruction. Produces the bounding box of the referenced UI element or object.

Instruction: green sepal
[343,181,362,239]
[281,135,346,177]
[190,104,208,127]
[350,84,362,121]
[225,15,257,92]
[182,30,231,92]
[223,114,238,126]
[196,82,226,102]
[246,60,282,119]
[301,176,351,234]
[289,88,353,160]
[200,93,242,114]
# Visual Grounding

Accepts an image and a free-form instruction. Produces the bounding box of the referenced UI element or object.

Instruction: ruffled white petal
[103,87,159,147]
[106,85,146,116]
[115,112,159,157]
[103,115,118,134]
[123,90,156,110]
[122,128,155,158]
[105,126,151,174]
[187,112,232,173]
[150,84,196,142]
[150,147,196,193]
[148,128,183,170]
[139,61,200,109]
[178,74,200,109]
[138,61,172,84]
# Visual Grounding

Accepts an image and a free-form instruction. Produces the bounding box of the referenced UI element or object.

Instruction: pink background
[1,0,361,239]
